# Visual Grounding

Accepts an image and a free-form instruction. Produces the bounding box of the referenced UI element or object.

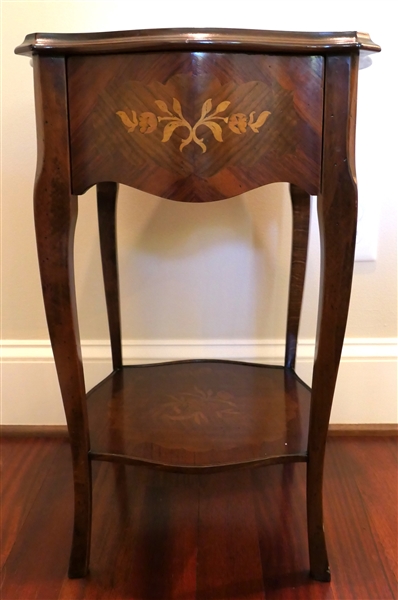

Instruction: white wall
[1,0,397,425]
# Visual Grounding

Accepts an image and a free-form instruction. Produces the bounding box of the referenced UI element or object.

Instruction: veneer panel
[87,362,310,470]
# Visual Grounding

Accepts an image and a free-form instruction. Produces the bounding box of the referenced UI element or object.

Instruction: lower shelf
[87,360,310,472]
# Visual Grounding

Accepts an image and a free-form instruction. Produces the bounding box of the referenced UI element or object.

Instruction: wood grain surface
[15,28,381,57]
[15,26,382,584]
[68,53,323,199]
[1,436,396,599]
[87,361,310,471]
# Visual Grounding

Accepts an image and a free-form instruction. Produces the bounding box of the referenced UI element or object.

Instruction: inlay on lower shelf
[16,27,380,581]
[87,361,310,471]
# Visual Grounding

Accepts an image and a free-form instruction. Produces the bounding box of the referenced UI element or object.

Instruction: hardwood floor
[1,436,397,599]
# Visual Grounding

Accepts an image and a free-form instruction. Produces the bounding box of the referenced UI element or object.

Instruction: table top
[15,28,381,57]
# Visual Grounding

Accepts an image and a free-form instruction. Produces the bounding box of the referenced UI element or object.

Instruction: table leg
[307,53,359,581]
[285,184,310,369]
[97,182,122,370]
[33,55,92,578]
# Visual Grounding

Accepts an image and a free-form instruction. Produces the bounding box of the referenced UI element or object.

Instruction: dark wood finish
[15,28,381,56]
[32,54,91,578]
[306,53,359,582]
[0,438,60,570]
[97,182,122,370]
[67,53,323,199]
[1,436,396,599]
[15,28,380,583]
[3,423,398,438]
[285,184,310,369]
[87,361,310,471]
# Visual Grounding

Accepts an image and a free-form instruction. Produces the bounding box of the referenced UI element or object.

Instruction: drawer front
[68,52,323,200]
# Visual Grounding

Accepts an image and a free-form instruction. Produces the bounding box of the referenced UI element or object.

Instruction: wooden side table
[15,28,380,581]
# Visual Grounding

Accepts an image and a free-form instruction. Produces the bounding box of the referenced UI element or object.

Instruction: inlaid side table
[15,28,380,581]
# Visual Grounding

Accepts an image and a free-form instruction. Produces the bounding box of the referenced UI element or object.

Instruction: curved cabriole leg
[285,184,310,369]
[33,55,91,578]
[35,182,92,578]
[307,53,359,582]
[97,182,122,370]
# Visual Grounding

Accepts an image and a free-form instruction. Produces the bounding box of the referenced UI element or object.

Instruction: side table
[15,28,380,581]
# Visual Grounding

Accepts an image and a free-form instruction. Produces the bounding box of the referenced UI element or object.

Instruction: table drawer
[68,52,323,200]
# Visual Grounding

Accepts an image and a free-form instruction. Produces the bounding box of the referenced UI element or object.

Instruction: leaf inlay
[116,92,270,153]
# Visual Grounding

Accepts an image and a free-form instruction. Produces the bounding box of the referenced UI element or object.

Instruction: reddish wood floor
[1,436,397,599]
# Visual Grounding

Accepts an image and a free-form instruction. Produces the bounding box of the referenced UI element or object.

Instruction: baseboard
[2,337,396,362]
[1,338,397,426]
[327,424,398,436]
[0,425,68,438]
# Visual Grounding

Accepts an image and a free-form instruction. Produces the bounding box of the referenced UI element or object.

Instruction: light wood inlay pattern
[15,26,381,582]
[116,95,271,153]
[87,361,310,470]
[68,53,324,199]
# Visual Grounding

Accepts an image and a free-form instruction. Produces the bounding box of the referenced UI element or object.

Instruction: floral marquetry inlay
[94,362,307,455]
[116,95,271,153]
[68,58,324,197]
[149,386,242,426]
